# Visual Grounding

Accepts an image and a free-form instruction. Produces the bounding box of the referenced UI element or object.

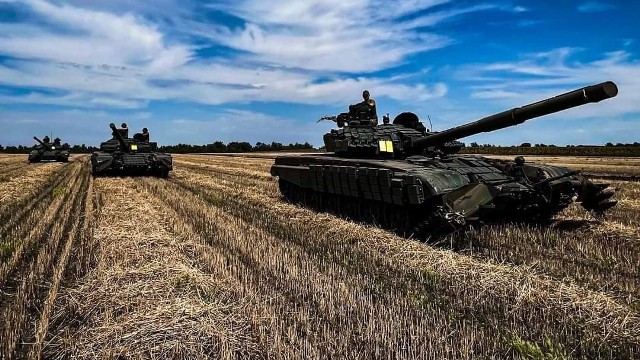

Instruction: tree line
[157,141,314,153]
[0,141,315,154]
[463,142,640,156]
[3,140,639,156]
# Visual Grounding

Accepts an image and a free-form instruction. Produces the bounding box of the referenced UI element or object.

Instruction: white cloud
[203,0,494,72]
[0,0,462,109]
[453,48,640,144]
[158,109,328,145]
[0,91,147,109]
[577,1,615,12]
[0,1,192,71]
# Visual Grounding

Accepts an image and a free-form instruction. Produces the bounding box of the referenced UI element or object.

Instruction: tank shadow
[551,219,593,231]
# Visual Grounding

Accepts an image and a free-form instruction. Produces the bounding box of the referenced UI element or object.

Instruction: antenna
[427,115,433,132]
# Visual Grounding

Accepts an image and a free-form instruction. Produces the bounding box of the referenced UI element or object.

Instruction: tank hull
[91,151,173,177]
[271,154,611,236]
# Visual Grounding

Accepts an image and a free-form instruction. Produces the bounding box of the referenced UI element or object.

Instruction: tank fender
[271,164,311,188]
[523,164,577,185]
[154,153,173,169]
[443,183,494,218]
[406,168,470,198]
[91,153,115,172]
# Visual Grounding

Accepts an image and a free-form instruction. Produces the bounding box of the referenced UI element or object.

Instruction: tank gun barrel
[33,136,46,147]
[109,122,129,152]
[412,81,618,149]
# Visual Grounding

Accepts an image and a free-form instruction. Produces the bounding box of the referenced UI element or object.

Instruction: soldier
[53,137,61,146]
[361,90,378,125]
[118,123,129,138]
[141,128,149,142]
[43,135,50,143]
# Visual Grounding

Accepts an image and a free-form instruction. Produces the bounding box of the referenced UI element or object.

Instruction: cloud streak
[203,0,496,72]
[0,0,472,110]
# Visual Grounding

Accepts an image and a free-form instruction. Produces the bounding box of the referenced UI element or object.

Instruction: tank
[271,81,619,235]
[28,136,70,163]
[91,123,173,177]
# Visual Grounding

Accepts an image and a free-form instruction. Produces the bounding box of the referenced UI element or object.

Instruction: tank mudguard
[406,168,470,197]
[443,183,494,217]
[271,164,311,188]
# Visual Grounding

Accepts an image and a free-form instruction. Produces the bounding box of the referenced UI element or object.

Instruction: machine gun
[317,115,338,122]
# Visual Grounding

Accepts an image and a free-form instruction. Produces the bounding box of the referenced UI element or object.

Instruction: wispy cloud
[460,48,640,119]
[0,0,475,109]
[0,0,637,147]
[577,1,615,12]
[202,0,495,73]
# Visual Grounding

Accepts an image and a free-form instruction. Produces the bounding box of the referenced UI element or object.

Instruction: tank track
[278,179,466,239]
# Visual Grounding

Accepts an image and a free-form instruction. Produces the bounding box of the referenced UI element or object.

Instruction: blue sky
[0,0,638,147]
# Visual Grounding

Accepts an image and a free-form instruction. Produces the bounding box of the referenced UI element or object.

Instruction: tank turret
[322,82,618,158]
[272,81,620,237]
[29,136,69,163]
[91,123,173,177]
[109,123,129,152]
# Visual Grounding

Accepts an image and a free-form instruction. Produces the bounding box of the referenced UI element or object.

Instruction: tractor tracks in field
[0,158,93,359]
[161,167,640,358]
[44,177,261,359]
[175,160,640,310]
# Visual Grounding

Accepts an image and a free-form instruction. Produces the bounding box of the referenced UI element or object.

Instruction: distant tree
[470,142,479,147]
[520,142,532,147]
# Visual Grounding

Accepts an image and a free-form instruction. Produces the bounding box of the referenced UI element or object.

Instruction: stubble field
[0,153,639,359]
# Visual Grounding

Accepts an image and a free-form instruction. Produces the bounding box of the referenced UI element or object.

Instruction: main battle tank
[91,123,173,177]
[271,81,619,235]
[28,136,70,163]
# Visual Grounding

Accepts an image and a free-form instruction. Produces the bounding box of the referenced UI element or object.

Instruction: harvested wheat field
[1,153,639,359]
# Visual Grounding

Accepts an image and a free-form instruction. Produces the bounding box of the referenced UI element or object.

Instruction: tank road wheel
[357,199,375,223]
[371,202,385,227]
[310,191,324,211]
[326,194,341,214]
[387,206,413,236]
[356,199,367,221]
[279,179,294,202]
[344,198,359,220]
[298,187,311,205]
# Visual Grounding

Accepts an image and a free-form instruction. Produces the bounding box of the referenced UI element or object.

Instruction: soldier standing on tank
[42,135,50,144]
[118,123,129,138]
[53,137,61,147]
[362,90,378,125]
[141,128,149,142]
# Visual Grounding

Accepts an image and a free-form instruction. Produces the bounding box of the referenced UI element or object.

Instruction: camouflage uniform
[362,90,378,125]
